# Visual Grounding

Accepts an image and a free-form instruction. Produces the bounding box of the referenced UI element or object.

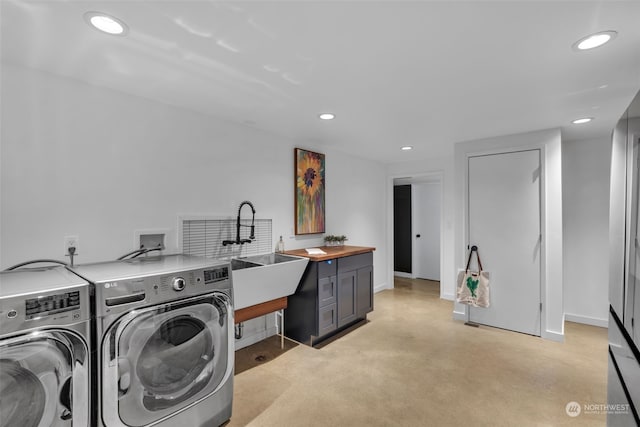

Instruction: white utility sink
[231,253,309,310]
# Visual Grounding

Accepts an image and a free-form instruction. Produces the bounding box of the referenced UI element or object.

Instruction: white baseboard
[394,271,414,279]
[565,313,608,328]
[452,309,466,321]
[441,292,454,301]
[542,329,564,342]
[374,282,391,293]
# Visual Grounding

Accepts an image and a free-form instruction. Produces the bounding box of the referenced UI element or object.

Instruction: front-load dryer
[0,266,91,427]
[71,254,234,427]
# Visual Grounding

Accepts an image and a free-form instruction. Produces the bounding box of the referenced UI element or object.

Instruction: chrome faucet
[222,201,256,246]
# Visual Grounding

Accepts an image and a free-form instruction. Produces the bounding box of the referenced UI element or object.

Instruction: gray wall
[0,64,388,288]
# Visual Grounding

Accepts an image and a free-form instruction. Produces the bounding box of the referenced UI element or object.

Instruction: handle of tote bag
[465,246,484,272]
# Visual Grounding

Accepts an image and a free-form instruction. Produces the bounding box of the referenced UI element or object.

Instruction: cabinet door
[318,276,336,308]
[356,265,373,317]
[338,271,357,327]
[318,303,337,337]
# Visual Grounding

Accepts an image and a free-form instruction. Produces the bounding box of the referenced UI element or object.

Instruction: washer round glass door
[104,293,232,427]
[0,331,85,427]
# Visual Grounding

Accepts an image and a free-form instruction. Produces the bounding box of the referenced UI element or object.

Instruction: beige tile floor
[230,277,608,426]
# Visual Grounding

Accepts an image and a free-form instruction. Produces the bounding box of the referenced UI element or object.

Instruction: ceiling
[2,1,640,163]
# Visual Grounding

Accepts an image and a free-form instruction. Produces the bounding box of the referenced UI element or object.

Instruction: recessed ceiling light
[319,113,335,120]
[401,146,413,151]
[84,12,128,36]
[572,31,617,51]
[572,117,593,124]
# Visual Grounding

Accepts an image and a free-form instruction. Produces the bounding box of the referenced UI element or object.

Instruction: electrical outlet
[64,235,79,256]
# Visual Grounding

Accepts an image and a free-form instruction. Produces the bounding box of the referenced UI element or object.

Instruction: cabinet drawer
[318,276,336,308]
[318,259,337,277]
[338,252,373,272]
[318,303,337,336]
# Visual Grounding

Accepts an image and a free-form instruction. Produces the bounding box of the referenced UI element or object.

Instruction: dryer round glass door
[0,330,88,427]
[136,315,212,399]
[103,292,233,427]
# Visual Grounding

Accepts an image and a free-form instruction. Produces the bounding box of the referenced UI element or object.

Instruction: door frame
[454,129,564,342]
[466,148,543,336]
[387,171,445,296]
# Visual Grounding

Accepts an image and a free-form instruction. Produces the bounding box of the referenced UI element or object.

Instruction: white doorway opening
[391,173,444,296]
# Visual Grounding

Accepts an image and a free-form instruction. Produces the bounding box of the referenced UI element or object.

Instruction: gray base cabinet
[285,251,373,345]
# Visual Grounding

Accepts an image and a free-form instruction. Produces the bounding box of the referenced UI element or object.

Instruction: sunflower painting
[295,148,325,235]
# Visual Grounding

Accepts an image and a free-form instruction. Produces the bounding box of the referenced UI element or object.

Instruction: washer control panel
[25,291,81,318]
[0,285,90,335]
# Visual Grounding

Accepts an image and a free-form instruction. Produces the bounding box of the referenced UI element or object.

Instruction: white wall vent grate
[181,217,273,259]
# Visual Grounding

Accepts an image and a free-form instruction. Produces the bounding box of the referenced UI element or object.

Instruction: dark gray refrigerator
[608,88,640,426]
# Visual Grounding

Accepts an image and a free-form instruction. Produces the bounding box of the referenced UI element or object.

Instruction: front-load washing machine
[71,254,234,427]
[0,266,91,427]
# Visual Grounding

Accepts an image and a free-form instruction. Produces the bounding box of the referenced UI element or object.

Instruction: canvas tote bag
[456,247,490,308]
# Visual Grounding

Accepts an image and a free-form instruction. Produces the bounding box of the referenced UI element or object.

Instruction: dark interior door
[394,185,412,273]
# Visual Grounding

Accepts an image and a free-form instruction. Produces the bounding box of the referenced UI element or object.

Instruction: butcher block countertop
[283,245,375,262]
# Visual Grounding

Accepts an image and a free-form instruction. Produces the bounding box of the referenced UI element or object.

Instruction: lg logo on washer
[104,282,118,289]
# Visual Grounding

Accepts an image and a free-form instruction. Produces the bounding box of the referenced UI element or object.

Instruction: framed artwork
[295,148,325,235]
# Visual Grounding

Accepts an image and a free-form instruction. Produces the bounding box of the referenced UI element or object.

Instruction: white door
[414,182,441,281]
[468,150,541,336]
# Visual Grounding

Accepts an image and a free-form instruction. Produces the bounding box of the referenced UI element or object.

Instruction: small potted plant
[324,234,348,247]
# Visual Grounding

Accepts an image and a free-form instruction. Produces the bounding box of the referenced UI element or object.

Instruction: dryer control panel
[95,265,232,317]
[72,255,232,317]
[204,266,229,284]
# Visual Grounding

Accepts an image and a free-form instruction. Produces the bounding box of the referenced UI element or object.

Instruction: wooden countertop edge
[234,296,287,324]
[283,245,375,262]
